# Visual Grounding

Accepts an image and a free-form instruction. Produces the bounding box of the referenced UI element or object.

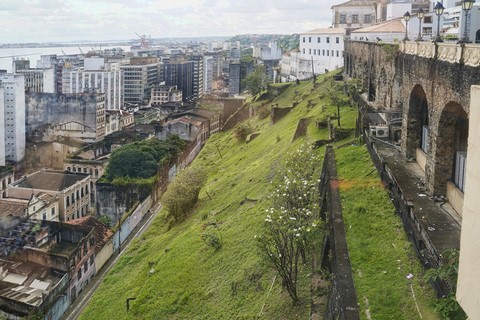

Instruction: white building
[203,55,213,94]
[280,49,300,82]
[150,85,183,106]
[332,0,377,30]
[0,74,25,164]
[298,28,346,79]
[65,57,123,110]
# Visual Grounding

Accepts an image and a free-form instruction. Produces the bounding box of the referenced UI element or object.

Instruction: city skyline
[0,0,348,43]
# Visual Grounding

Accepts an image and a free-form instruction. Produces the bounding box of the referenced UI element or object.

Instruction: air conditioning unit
[375,126,389,138]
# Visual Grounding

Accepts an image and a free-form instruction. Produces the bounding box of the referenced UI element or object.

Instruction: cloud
[0,0,346,43]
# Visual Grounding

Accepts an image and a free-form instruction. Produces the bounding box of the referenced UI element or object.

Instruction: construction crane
[135,33,151,49]
[61,49,67,55]
[78,46,84,55]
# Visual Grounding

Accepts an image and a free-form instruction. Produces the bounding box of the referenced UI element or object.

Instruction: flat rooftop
[13,171,87,192]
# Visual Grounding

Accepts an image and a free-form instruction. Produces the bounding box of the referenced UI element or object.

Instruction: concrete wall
[95,239,113,273]
[457,85,480,319]
[25,92,100,137]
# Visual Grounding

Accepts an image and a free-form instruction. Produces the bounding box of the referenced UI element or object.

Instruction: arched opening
[405,84,429,161]
[377,68,387,107]
[433,102,468,199]
[476,29,480,43]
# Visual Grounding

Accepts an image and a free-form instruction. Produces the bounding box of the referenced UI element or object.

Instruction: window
[84,262,88,273]
[42,211,47,220]
[317,37,321,43]
[314,49,316,55]
[322,50,325,56]
[302,48,305,54]
[308,37,311,43]
[309,49,311,54]
[66,197,70,206]
[339,14,346,23]
[424,16,432,23]
[336,50,339,57]
[89,255,94,266]
[77,269,82,281]
[326,37,330,43]
[51,207,55,217]
[302,37,305,42]
[72,194,75,204]
[364,14,371,24]
[352,14,359,23]
[336,37,340,44]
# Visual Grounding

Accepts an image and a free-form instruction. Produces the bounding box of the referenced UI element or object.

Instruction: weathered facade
[345,40,480,215]
[26,92,106,143]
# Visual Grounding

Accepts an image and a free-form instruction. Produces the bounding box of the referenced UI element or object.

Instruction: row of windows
[66,187,89,207]
[41,207,56,220]
[339,14,372,24]
[302,49,343,58]
[303,36,340,44]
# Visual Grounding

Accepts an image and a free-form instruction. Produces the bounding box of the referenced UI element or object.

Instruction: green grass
[80,72,438,319]
[80,76,335,320]
[336,145,439,320]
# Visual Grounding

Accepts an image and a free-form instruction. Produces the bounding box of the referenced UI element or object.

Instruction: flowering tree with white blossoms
[257,144,322,303]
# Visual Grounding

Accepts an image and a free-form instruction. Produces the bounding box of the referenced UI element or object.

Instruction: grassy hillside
[80,73,437,319]
[80,77,346,320]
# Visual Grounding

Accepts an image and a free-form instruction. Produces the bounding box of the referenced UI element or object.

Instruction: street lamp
[460,0,475,43]
[404,11,411,41]
[416,8,425,41]
[434,2,445,42]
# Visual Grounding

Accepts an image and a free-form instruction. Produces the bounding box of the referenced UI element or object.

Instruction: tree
[257,144,322,303]
[104,136,185,181]
[242,65,268,95]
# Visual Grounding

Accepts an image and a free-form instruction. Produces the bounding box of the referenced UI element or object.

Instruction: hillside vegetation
[80,73,438,319]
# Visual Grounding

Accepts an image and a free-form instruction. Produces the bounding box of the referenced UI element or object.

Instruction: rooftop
[332,0,377,8]
[302,27,346,35]
[352,19,405,34]
[0,259,66,308]
[12,170,88,192]
[0,199,28,218]
[68,216,113,254]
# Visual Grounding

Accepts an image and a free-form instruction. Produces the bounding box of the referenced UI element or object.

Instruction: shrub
[162,165,207,224]
[201,233,222,250]
[233,121,254,142]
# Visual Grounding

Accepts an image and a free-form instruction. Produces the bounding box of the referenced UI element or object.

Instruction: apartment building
[121,57,162,105]
[0,73,26,164]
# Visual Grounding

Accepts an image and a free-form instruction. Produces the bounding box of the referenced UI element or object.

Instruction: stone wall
[345,40,480,197]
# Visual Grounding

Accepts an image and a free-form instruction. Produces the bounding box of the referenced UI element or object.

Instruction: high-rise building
[204,51,223,80]
[0,74,26,164]
[203,55,213,94]
[188,54,204,100]
[228,63,241,97]
[163,56,194,102]
[65,57,123,110]
[121,57,162,106]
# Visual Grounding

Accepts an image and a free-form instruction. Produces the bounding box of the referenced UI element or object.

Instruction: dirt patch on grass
[338,179,384,191]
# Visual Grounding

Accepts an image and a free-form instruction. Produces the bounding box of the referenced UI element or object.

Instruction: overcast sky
[0,0,348,43]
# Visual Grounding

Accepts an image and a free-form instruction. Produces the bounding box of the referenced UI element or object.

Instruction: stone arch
[377,68,387,107]
[431,101,468,196]
[404,84,429,159]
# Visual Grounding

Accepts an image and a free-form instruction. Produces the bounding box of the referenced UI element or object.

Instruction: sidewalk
[365,134,461,270]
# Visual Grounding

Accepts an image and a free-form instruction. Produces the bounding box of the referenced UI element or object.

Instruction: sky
[0,0,348,43]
